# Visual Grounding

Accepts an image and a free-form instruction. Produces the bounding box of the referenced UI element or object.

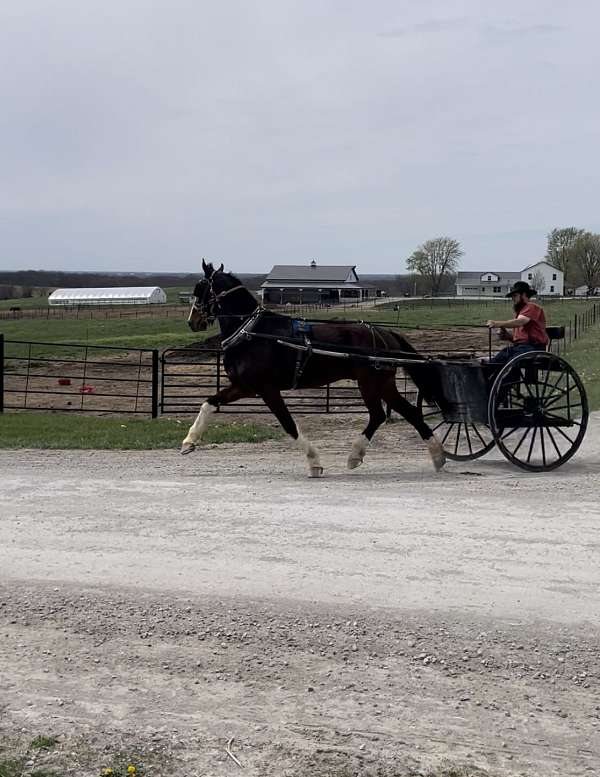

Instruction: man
[486,281,548,364]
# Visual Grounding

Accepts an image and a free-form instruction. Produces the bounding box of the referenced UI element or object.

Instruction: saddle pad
[291,319,313,338]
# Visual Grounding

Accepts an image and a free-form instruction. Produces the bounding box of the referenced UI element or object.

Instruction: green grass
[325,298,597,329]
[563,335,600,410]
[0,413,281,450]
[0,759,25,777]
[1,316,207,356]
[30,737,59,751]
[0,296,51,310]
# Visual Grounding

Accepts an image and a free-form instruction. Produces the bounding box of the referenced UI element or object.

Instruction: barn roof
[49,286,164,300]
[263,264,357,283]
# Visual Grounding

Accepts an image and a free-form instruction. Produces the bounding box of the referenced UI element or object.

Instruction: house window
[550,285,555,292]
[493,286,501,293]
[487,275,493,281]
[528,273,533,280]
[552,273,557,280]
[482,287,485,292]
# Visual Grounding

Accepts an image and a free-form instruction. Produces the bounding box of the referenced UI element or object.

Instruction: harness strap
[221,307,264,350]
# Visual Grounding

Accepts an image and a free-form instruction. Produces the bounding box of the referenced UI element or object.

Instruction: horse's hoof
[428,438,446,471]
[347,457,363,470]
[309,466,324,478]
[180,442,196,455]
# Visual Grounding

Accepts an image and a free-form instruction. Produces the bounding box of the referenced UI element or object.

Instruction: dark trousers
[489,343,545,365]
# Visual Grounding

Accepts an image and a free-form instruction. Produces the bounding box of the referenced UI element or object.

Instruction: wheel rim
[418,393,495,461]
[489,352,588,472]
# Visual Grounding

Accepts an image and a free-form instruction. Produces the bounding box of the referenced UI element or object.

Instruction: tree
[406,237,463,296]
[530,269,546,293]
[545,227,584,283]
[571,232,600,295]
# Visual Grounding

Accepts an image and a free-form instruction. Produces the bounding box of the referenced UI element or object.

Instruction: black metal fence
[0,337,158,416]
[160,345,416,415]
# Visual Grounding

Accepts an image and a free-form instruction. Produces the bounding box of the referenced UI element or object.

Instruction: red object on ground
[79,385,95,394]
[58,378,71,386]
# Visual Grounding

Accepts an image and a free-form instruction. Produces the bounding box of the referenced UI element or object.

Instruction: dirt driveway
[1,415,599,776]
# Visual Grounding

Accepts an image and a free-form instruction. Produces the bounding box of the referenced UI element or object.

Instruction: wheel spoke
[511,427,532,458]
[545,426,563,458]
[553,425,575,445]
[539,426,547,468]
[471,424,489,446]
[543,412,581,427]
[526,425,538,464]
[464,424,473,455]
[501,427,519,441]
[441,423,455,445]
[542,403,582,414]
[454,424,462,456]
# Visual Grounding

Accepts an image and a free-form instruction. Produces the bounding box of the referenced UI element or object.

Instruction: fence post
[0,334,4,413]
[216,350,221,413]
[151,349,159,419]
[326,382,331,413]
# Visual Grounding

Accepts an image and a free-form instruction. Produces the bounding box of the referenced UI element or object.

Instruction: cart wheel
[488,352,588,472]
[417,391,495,461]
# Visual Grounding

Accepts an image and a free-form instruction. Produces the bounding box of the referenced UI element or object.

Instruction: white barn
[48,287,167,306]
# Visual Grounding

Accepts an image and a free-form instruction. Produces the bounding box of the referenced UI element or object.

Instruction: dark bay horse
[182,261,444,477]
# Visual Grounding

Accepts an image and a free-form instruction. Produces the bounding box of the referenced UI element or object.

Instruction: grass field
[0,315,202,353]
[0,413,281,449]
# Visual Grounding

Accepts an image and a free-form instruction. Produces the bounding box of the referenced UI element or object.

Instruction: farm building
[48,286,167,306]
[456,261,564,297]
[260,261,373,305]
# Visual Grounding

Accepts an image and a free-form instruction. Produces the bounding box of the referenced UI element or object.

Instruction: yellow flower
[102,770,113,776]
[127,767,137,775]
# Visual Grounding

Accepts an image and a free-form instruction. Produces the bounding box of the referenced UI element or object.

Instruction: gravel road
[1,414,599,776]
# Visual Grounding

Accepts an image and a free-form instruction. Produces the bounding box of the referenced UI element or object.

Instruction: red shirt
[512,302,548,345]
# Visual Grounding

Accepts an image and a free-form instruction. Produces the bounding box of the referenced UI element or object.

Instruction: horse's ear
[217,263,224,273]
[202,258,208,273]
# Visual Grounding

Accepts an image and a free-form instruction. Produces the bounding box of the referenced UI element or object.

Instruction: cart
[414,327,588,471]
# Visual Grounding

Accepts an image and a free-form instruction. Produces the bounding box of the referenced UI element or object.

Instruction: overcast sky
[2,1,599,274]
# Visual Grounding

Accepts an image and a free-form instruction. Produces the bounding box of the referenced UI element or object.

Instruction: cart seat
[546,325,565,341]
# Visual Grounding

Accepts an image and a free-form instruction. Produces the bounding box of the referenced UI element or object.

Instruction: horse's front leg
[181,384,250,454]
[260,387,323,478]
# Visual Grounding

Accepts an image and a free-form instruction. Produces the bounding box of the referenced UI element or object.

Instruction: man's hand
[486,320,497,328]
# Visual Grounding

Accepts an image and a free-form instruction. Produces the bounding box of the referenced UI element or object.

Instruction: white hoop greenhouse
[48,287,167,306]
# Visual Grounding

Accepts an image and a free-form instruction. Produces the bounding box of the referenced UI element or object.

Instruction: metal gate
[160,346,417,415]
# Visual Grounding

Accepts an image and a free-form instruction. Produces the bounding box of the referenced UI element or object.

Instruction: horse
[181,261,445,477]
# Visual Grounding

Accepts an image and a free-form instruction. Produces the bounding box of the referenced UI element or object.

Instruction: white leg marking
[347,433,369,470]
[297,433,323,478]
[427,435,446,471]
[181,402,217,453]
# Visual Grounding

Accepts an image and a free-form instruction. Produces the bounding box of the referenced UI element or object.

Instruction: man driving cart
[486,281,549,363]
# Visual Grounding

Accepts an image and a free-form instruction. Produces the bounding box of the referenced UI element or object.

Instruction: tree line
[405,228,600,296]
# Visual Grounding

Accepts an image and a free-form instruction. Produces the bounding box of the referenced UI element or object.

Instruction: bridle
[190,273,244,317]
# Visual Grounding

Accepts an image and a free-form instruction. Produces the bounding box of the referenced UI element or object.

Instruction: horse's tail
[384,328,436,405]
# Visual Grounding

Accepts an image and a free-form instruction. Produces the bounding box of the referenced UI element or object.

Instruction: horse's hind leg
[348,375,387,469]
[181,383,250,454]
[381,379,445,471]
[260,386,323,478]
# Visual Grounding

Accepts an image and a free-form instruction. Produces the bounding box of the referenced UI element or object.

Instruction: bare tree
[571,232,600,295]
[530,269,546,293]
[406,237,463,296]
[546,227,584,283]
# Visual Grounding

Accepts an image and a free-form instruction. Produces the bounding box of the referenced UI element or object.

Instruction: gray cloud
[0,1,599,273]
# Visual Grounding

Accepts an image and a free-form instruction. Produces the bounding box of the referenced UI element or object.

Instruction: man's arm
[486,315,530,329]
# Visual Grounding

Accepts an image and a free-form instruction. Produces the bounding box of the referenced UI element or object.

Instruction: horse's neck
[216,291,258,339]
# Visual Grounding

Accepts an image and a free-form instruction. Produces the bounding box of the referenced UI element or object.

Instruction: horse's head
[187,259,244,331]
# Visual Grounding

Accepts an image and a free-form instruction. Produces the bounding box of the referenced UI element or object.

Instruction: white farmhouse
[456,261,564,297]
[520,261,563,296]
